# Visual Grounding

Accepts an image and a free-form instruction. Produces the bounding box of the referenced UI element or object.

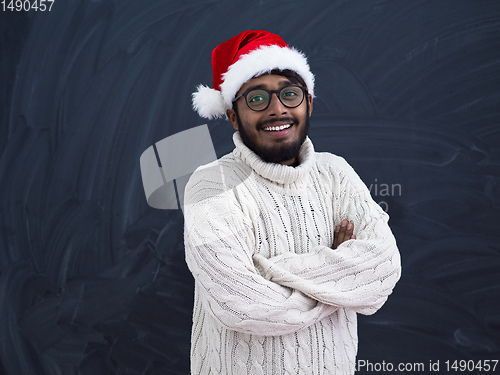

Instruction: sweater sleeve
[183,163,337,336]
[252,158,401,315]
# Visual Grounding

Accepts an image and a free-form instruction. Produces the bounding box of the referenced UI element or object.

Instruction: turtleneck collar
[232,132,316,186]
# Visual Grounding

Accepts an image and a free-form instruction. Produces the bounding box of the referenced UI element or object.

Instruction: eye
[247,89,269,105]
[282,90,298,97]
[281,87,301,101]
[249,94,266,103]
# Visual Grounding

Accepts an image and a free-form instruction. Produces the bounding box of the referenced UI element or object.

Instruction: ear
[226,109,239,130]
[307,94,313,117]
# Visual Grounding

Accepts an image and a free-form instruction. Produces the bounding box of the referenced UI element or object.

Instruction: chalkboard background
[1,1,499,374]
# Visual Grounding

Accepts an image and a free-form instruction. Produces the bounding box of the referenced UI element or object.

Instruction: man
[184,30,401,374]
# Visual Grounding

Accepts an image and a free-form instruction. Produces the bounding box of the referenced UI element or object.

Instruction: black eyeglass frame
[232,85,308,112]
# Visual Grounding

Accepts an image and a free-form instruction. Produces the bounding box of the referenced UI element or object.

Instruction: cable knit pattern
[184,132,401,374]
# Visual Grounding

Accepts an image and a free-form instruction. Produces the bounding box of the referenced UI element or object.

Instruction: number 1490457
[1,0,54,11]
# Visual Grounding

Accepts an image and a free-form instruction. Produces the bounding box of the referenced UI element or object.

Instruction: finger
[337,219,348,244]
[351,234,356,240]
[345,221,354,240]
[333,225,340,249]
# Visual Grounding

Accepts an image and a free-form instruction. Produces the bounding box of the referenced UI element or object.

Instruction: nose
[267,92,287,115]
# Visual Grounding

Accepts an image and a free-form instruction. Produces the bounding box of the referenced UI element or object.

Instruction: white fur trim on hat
[221,45,315,110]
[192,84,226,119]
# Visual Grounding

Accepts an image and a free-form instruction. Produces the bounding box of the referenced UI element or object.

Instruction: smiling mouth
[262,123,292,132]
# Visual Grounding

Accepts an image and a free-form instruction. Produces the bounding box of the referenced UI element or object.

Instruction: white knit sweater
[184,132,401,374]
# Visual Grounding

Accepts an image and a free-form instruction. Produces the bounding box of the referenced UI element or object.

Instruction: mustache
[258,117,298,129]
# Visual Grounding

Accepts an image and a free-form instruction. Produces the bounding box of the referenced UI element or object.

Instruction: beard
[236,111,310,164]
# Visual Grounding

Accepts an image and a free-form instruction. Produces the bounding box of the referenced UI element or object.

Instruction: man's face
[227,74,313,166]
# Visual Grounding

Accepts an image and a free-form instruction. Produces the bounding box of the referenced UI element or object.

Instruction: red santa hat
[192,30,315,119]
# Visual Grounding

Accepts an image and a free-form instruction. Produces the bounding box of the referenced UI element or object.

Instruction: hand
[332,220,356,249]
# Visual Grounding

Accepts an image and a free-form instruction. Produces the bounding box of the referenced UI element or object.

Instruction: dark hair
[268,69,307,87]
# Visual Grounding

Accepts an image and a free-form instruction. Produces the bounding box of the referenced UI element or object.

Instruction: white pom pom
[192,85,226,119]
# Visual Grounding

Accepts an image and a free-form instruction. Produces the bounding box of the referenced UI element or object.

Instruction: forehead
[238,74,291,94]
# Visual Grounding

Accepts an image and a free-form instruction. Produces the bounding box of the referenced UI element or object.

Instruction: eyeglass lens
[246,86,304,111]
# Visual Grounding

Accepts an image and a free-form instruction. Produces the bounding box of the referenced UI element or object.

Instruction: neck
[279,157,299,167]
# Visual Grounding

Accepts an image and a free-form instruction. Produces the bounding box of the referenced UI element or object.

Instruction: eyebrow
[244,79,294,93]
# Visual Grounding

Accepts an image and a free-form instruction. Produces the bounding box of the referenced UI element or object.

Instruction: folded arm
[253,161,401,315]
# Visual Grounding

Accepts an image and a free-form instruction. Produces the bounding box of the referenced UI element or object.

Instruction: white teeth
[263,124,292,132]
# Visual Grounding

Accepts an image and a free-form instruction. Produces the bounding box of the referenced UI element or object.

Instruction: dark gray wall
[1,1,499,374]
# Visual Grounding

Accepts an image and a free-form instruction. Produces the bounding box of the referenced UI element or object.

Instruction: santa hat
[192,30,315,119]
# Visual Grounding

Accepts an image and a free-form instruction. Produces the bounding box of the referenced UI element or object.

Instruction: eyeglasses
[233,85,307,111]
